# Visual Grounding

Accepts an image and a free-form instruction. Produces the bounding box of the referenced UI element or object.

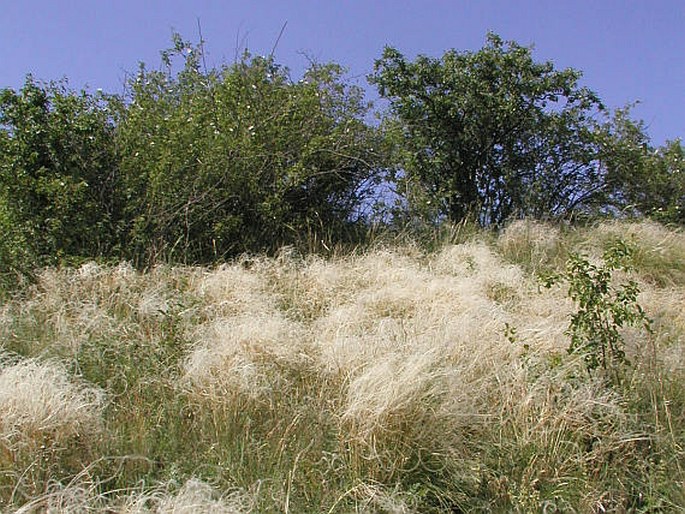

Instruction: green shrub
[542,240,653,379]
[0,78,124,264]
[116,35,385,265]
[0,196,36,293]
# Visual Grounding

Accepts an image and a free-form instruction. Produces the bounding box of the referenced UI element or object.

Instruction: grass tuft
[0,359,105,450]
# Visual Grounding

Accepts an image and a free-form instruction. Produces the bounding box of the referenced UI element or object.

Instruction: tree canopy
[0,32,681,278]
[371,33,612,225]
[116,35,384,263]
[0,77,122,262]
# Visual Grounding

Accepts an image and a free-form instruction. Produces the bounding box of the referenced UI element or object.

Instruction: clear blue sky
[2,1,683,145]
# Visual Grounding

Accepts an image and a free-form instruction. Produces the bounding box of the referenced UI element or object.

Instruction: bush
[0,196,36,293]
[116,35,385,265]
[0,77,123,264]
[542,240,653,379]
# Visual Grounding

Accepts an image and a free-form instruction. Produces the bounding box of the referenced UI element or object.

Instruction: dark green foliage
[0,31,682,277]
[646,140,685,224]
[0,194,35,291]
[601,109,684,224]
[542,240,653,377]
[116,35,384,264]
[0,35,386,272]
[370,33,609,226]
[0,77,123,264]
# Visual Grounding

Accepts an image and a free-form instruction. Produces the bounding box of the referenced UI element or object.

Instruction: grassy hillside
[1,220,684,512]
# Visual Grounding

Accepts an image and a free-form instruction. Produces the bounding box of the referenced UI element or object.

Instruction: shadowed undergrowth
[0,220,684,512]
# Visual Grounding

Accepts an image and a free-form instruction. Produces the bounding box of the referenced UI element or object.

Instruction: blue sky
[2,1,683,145]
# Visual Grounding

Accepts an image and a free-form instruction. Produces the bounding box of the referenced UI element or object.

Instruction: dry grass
[497,219,570,275]
[587,220,685,287]
[182,313,310,403]
[0,358,105,450]
[13,477,253,513]
[1,220,684,512]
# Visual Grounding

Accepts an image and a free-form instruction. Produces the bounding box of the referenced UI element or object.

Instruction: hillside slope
[1,220,684,512]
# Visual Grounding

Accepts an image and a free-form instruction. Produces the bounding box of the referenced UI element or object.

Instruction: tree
[599,108,684,224]
[370,33,608,226]
[647,140,685,224]
[116,35,384,264]
[0,77,123,262]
